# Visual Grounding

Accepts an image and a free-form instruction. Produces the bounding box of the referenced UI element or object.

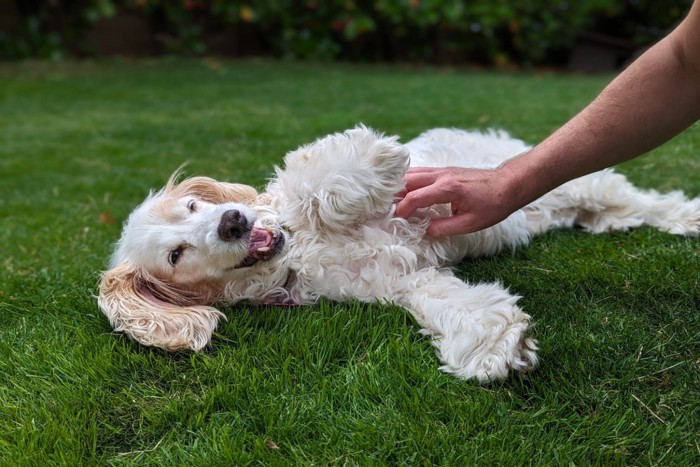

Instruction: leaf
[99,210,117,224]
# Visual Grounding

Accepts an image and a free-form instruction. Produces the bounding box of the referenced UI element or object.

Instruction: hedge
[0,0,692,65]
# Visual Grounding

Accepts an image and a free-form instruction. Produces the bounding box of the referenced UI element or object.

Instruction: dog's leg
[267,126,409,232]
[391,268,538,383]
[524,169,700,236]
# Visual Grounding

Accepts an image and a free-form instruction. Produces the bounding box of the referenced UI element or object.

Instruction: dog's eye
[169,247,184,266]
[187,200,197,212]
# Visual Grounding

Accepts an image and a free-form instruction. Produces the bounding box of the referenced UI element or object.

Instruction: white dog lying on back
[99,126,699,383]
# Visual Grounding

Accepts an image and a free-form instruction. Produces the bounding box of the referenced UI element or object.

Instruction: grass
[1,59,698,465]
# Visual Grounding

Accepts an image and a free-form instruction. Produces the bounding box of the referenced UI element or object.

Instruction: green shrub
[0,0,693,64]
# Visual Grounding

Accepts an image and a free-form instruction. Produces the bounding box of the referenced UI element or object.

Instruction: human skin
[395,0,700,237]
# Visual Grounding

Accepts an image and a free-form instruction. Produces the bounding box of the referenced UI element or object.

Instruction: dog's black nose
[218,209,249,241]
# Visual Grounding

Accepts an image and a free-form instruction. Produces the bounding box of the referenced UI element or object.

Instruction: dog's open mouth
[235,227,285,268]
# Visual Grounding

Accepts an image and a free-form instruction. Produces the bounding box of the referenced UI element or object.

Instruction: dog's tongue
[235,227,280,269]
[248,227,274,259]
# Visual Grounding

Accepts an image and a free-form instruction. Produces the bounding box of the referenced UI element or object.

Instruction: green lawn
[1,59,698,465]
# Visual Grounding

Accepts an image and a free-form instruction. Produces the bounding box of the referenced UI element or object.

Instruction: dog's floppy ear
[168,175,260,205]
[98,262,225,351]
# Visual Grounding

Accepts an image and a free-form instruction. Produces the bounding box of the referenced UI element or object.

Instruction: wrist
[497,154,539,212]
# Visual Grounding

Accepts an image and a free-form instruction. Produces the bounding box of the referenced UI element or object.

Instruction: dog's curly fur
[99,127,700,383]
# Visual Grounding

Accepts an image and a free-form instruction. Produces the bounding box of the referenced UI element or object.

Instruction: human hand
[395,166,520,236]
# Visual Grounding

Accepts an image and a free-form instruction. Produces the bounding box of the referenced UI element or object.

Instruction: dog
[98,126,700,383]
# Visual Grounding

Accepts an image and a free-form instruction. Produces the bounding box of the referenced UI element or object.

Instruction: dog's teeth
[257,247,270,252]
[265,227,273,233]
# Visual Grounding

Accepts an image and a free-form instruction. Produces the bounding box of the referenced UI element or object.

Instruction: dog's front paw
[473,335,538,383]
[429,301,538,383]
[272,126,410,232]
[396,272,539,383]
[436,331,538,384]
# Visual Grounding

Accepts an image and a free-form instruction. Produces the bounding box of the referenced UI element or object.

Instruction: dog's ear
[98,262,225,351]
[169,175,259,205]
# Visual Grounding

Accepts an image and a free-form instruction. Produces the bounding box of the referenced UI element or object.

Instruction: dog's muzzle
[217,209,286,269]
[218,209,250,241]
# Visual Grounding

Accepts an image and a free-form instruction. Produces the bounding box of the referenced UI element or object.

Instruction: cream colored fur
[99,126,700,383]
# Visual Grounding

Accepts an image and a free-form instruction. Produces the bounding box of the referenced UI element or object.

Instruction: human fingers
[405,166,443,174]
[401,170,442,193]
[394,184,453,219]
[426,213,481,237]
[395,170,439,199]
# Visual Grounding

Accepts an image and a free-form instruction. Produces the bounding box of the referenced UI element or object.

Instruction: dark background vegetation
[0,0,693,69]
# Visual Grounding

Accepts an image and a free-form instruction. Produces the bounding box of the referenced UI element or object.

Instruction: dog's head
[99,173,288,351]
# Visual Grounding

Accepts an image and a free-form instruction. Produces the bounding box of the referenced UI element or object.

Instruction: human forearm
[396,2,700,236]
[503,7,700,208]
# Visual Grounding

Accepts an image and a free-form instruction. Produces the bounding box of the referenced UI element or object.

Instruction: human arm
[395,0,700,236]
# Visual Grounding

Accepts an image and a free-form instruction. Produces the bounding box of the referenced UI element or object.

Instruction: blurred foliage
[0,0,693,64]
